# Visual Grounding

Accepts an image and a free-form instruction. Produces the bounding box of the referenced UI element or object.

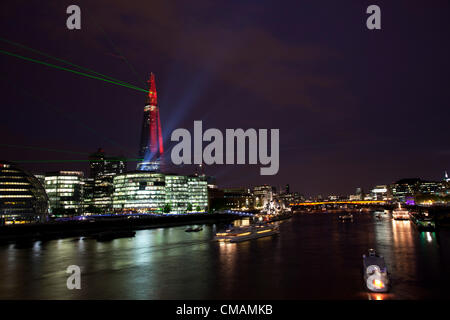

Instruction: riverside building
[44,171,84,216]
[0,161,48,224]
[112,172,208,214]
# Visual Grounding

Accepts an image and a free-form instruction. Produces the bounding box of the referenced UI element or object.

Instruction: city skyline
[1,1,450,305]
[1,1,449,196]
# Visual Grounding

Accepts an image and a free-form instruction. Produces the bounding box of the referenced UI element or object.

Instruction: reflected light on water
[418,231,436,245]
[391,220,414,246]
[367,293,386,300]
[390,219,417,279]
[218,241,237,288]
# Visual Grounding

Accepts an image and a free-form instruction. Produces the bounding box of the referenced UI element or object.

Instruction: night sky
[0,0,449,197]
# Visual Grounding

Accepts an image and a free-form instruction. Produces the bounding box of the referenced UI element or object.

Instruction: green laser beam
[0,36,143,91]
[12,159,143,163]
[0,143,90,155]
[0,49,148,93]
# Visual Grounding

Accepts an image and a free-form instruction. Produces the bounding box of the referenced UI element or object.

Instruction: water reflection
[420,231,436,244]
[0,213,448,299]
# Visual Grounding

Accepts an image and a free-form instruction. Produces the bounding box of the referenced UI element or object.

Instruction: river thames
[0,211,449,300]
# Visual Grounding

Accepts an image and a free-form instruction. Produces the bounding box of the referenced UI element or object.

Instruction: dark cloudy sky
[0,0,449,196]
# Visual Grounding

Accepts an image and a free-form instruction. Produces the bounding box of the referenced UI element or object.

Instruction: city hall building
[0,161,48,224]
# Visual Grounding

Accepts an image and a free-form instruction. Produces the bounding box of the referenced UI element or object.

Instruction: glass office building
[165,174,189,214]
[44,171,84,216]
[113,171,166,213]
[112,172,208,214]
[188,175,208,212]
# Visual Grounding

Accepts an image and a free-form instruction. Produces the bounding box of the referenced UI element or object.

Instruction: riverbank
[0,213,245,243]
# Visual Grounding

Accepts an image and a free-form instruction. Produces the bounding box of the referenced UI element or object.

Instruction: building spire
[138,72,164,171]
[147,72,158,106]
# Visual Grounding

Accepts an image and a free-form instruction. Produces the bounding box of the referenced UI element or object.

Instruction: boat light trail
[0,49,147,93]
[0,37,143,91]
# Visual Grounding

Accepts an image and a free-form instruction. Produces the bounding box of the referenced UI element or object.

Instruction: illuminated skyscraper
[137,73,164,172]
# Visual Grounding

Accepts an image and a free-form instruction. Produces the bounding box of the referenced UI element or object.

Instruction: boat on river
[363,249,390,293]
[410,212,435,231]
[392,204,410,220]
[214,221,279,243]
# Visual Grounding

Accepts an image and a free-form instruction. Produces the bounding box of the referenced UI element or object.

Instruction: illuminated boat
[363,249,390,293]
[214,222,279,243]
[410,212,435,231]
[392,204,410,220]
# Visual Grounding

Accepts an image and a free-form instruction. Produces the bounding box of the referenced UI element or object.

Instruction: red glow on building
[147,72,158,107]
[139,72,164,165]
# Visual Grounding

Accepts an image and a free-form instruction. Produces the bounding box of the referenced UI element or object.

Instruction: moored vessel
[410,212,435,231]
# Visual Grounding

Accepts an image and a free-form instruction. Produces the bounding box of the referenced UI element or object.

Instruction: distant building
[0,161,48,224]
[253,185,275,208]
[390,178,446,203]
[208,185,225,211]
[223,188,254,210]
[85,148,126,213]
[349,187,363,201]
[88,148,126,179]
[44,171,84,216]
[390,179,418,203]
[370,185,390,201]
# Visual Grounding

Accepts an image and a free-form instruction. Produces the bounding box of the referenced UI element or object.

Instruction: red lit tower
[138,73,164,171]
